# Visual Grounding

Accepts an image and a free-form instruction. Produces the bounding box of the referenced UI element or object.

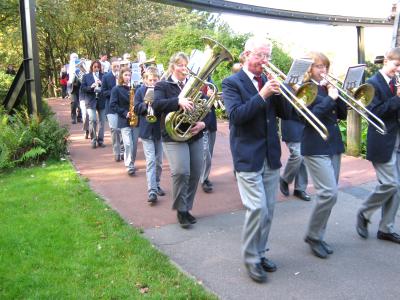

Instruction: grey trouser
[201,130,216,183]
[163,138,203,212]
[236,159,279,264]
[282,142,308,191]
[304,154,341,241]
[87,108,106,144]
[79,100,89,131]
[360,135,400,233]
[121,126,139,170]
[107,113,123,156]
[142,138,163,195]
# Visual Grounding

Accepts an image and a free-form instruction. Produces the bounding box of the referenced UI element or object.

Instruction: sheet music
[342,64,365,91]
[284,58,313,85]
[131,63,141,86]
[188,49,205,75]
[156,64,164,76]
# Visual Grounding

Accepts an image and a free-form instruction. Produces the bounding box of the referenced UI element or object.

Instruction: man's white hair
[244,37,272,52]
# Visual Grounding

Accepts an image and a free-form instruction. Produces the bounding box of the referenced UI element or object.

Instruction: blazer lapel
[238,69,258,95]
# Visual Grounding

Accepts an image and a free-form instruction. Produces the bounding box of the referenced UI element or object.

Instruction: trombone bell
[294,82,318,108]
[352,83,375,107]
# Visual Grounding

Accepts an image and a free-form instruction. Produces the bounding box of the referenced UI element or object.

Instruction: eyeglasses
[175,63,187,68]
[251,51,271,61]
[313,64,327,69]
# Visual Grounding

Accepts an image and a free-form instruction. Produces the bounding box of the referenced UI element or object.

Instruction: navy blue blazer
[80,72,104,110]
[110,85,131,128]
[281,119,304,143]
[366,72,400,163]
[301,86,347,156]
[222,69,293,172]
[134,85,161,139]
[153,76,204,143]
[101,71,117,114]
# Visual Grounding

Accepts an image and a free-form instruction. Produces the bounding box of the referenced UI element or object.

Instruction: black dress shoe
[156,186,166,196]
[98,142,106,148]
[245,263,267,283]
[186,211,197,224]
[260,257,277,272]
[147,193,157,204]
[356,212,369,239]
[321,241,333,254]
[115,155,121,162]
[177,211,191,228]
[85,130,89,139]
[202,180,213,193]
[127,168,136,176]
[377,231,400,244]
[305,236,328,259]
[293,190,311,201]
[280,177,289,196]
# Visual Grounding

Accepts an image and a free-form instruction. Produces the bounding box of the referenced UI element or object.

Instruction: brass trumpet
[144,86,157,123]
[262,62,329,141]
[315,73,386,135]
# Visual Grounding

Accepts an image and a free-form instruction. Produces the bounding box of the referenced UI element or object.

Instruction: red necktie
[254,76,263,91]
[390,79,395,94]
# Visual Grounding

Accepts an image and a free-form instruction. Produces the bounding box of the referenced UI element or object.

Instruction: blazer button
[332,110,336,114]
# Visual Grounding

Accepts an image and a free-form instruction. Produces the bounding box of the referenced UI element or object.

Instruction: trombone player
[356,47,400,244]
[300,52,346,259]
[222,37,293,283]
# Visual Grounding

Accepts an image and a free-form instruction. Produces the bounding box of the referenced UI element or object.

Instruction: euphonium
[165,37,233,141]
[144,86,157,123]
[129,85,138,127]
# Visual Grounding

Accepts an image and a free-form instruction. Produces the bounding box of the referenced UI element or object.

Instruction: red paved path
[48,98,376,229]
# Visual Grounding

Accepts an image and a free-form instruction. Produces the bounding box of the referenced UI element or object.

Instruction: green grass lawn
[0,161,217,299]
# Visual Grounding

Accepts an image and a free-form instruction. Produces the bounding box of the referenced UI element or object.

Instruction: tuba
[165,37,233,141]
[75,59,90,82]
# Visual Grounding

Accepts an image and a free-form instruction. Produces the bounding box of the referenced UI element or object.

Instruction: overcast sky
[219,0,397,75]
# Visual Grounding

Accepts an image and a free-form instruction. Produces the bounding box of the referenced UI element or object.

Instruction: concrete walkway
[49,98,400,299]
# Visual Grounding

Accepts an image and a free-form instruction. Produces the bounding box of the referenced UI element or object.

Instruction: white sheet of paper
[342,64,366,91]
[284,59,313,85]
[131,63,141,86]
[188,49,205,75]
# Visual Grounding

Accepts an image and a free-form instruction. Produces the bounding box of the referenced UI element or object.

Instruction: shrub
[0,71,14,102]
[0,102,69,170]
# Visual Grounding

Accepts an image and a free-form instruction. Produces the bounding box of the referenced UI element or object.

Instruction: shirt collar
[379,69,392,85]
[171,74,187,85]
[242,66,259,81]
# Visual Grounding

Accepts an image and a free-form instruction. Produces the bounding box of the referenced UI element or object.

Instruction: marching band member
[110,67,140,176]
[301,52,346,258]
[222,37,292,283]
[134,66,165,204]
[81,60,106,148]
[101,58,124,161]
[280,115,310,201]
[356,47,400,244]
[153,52,206,228]
[67,53,83,125]
[200,77,217,193]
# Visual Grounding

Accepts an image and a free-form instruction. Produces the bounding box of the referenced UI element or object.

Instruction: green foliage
[140,21,292,120]
[0,103,69,170]
[0,70,14,102]
[365,60,380,80]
